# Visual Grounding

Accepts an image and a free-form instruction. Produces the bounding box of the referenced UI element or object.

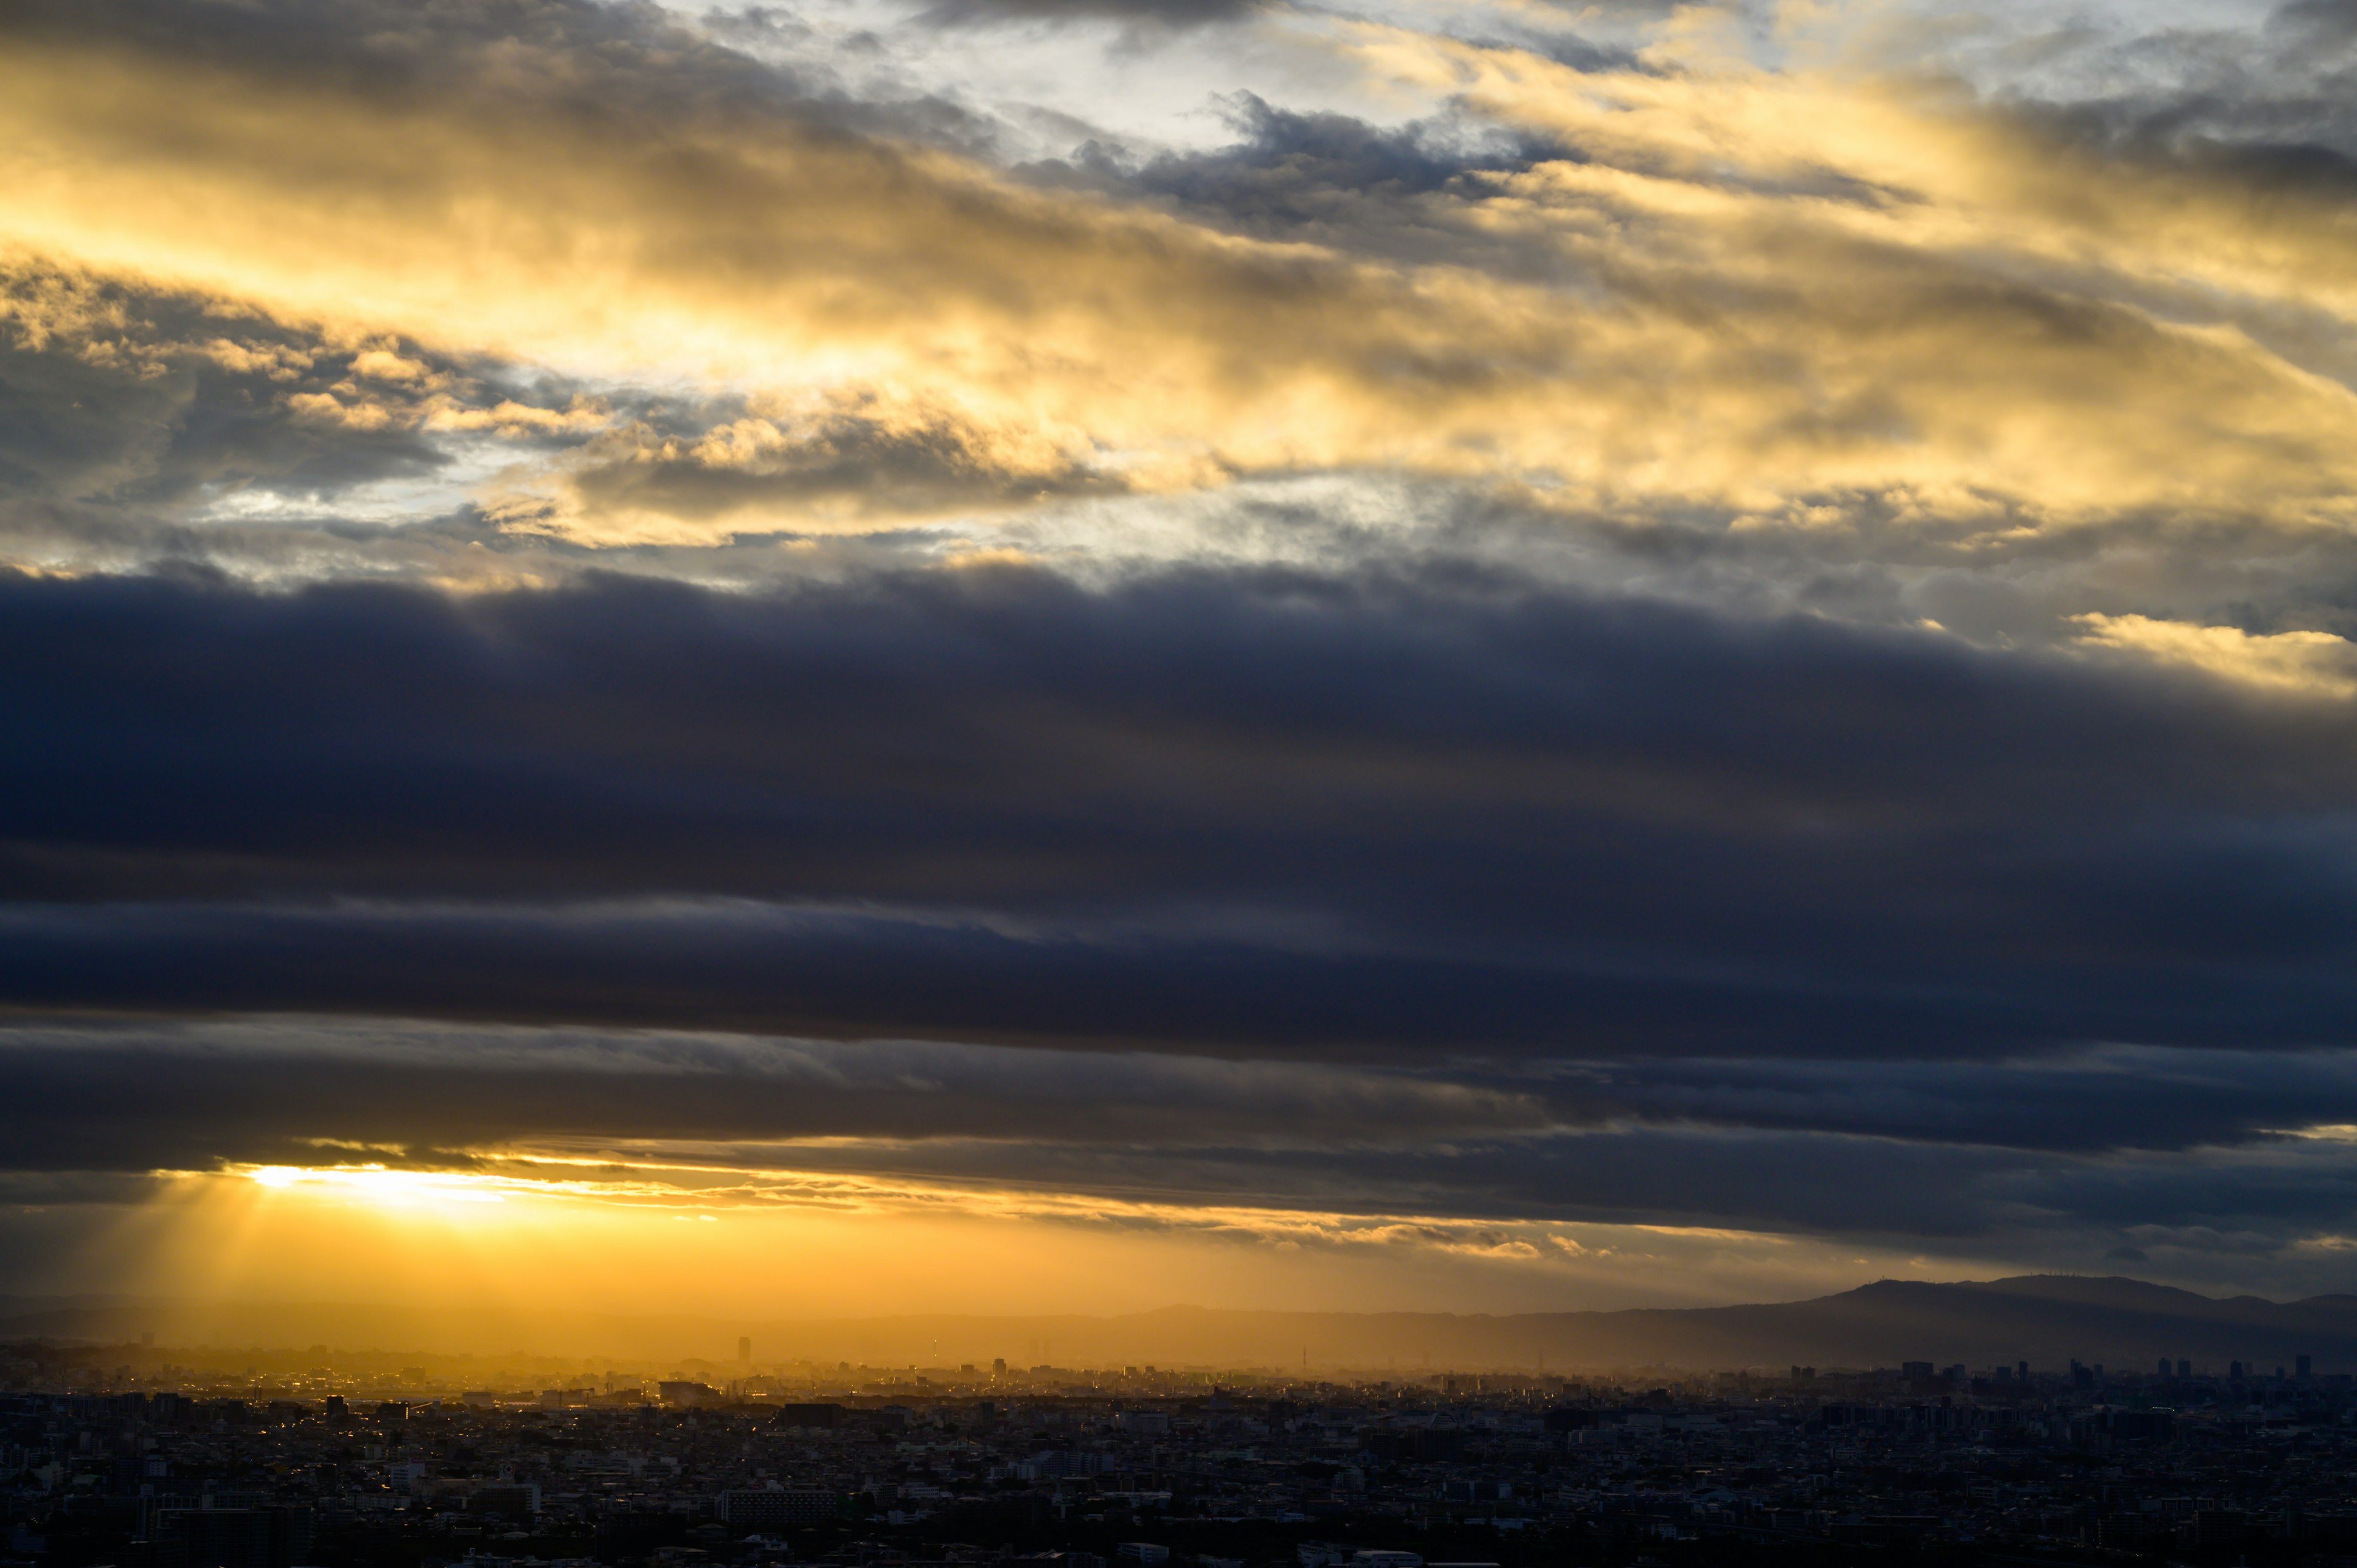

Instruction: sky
[7,0,2357,1326]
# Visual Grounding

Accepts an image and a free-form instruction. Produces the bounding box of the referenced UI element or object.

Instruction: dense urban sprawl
[9,1346,2357,1568]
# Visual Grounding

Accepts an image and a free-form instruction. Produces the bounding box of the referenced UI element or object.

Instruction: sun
[243,1164,509,1207]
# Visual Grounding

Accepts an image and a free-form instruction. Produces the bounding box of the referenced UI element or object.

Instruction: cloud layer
[8,0,2357,1307]
[8,568,2357,1055]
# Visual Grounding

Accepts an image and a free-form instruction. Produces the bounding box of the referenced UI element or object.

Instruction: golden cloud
[4,7,2355,544]
[2072,612,2357,699]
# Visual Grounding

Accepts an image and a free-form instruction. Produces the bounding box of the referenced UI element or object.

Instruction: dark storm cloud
[711,1105,2357,1262]
[6,567,2357,1056]
[12,1014,2357,1260]
[0,897,2157,1057]
[1526,1050,2357,1156]
[9,1022,2357,1186]
[0,1021,1549,1177]
[773,1122,2030,1237]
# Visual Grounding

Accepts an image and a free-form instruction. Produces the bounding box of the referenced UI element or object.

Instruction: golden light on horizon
[12,1149,1971,1335]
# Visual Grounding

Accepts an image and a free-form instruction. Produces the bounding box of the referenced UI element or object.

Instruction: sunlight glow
[244,1164,511,1206]
[147,1151,2001,1327]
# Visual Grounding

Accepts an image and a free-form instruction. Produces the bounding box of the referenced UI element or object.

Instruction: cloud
[0,257,632,571]
[10,0,2357,1303]
[504,390,1126,545]
[917,0,1269,31]
[3,567,2357,1060]
[1525,1048,2357,1157]
[1096,93,1585,264]
[7,0,2357,555]
[0,1009,2347,1264]
[0,262,450,520]
[11,1010,2357,1281]
[0,1016,1552,1178]
[2073,612,2357,698]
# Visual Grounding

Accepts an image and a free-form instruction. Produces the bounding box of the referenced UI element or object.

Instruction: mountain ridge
[9,1274,2357,1370]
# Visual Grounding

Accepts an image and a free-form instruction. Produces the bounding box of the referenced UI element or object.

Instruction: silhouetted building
[716,1489,842,1527]
[2196,1510,2247,1550]
[471,1485,539,1520]
[157,1507,311,1568]
[775,1402,843,1429]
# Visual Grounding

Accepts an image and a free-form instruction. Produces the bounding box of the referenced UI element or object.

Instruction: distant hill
[8,1275,2356,1372]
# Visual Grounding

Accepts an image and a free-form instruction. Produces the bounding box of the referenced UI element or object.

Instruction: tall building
[471,1485,539,1521]
[738,1336,752,1364]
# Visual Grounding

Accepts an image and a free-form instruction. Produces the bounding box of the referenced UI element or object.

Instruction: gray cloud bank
[6,569,2357,1057]
[9,1013,2357,1286]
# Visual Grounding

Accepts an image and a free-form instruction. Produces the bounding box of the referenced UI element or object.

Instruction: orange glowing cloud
[5,4,2356,549]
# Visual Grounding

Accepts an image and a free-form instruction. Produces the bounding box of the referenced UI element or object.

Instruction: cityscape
[12,1332,2357,1568]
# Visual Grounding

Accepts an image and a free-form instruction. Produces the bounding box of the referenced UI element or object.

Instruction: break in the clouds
[8,0,2357,1310]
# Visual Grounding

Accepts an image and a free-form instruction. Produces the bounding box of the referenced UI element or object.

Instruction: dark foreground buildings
[7,1353,2357,1568]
